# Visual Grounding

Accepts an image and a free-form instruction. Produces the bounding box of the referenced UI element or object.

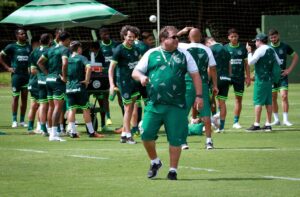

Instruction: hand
[8,67,14,73]
[194,97,203,111]
[245,77,251,87]
[80,80,90,88]
[246,42,252,53]
[177,27,193,36]
[281,69,290,76]
[140,75,149,86]
[59,74,67,83]
[212,86,219,96]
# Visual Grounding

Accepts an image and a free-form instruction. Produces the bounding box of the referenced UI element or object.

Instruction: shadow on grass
[153,177,272,181]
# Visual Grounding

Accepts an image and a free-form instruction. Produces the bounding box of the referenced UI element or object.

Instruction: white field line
[15,149,47,153]
[68,154,109,160]
[262,176,300,181]
[180,166,218,172]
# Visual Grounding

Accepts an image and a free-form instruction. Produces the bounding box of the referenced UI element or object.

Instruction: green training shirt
[225,43,247,80]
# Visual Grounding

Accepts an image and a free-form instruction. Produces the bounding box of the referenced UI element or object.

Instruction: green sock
[220,120,225,130]
[12,112,17,122]
[234,116,239,124]
[106,112,111,119]
[28,121,34,131]
[20,115,25,122]
[41,124,47,133]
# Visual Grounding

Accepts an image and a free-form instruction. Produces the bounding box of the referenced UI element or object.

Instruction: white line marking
[180,166,218,172]
[15,149,47,153]
[68,155,109,160]
[263,176,300,181]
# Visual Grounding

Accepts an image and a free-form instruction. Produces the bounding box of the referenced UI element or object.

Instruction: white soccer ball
[149,15,157,23]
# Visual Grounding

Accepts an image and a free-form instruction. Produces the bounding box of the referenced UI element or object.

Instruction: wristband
[196,94,203,98]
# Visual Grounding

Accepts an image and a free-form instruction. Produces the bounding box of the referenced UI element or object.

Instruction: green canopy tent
[0,0,128,29]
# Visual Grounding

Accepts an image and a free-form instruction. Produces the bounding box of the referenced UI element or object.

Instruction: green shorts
[118,79,140,105]
[185,82,211,117]
[216,76,230,100]
[38,83,48,104]
[67,90,89,110]
[11,74,29,96]
[28,87,39,101]
[253,80,272,106]
[272,77,288,92]
[46,77,66,100]
[231,77,245,97]
[141,104,188,147]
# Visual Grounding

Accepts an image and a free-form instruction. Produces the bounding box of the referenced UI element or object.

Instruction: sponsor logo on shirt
[230,59,243,65]
[17,55,29,62]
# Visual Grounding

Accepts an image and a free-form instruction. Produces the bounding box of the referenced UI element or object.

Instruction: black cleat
[261,125,272,132]
[147,161,162,179]
[120,136,127,143]
[246,125,261,132]
[167,170,177,180]
[70,133,80,138]
[126,137,137,144]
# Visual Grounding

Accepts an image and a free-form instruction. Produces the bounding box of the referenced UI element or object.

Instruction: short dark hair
[268,28,279,36]
[204,36,215,43]
[120,25,138,40]
[40,33,51,45]
[159,26,178,42]
[15,28,25,36]
[228,28,238,35]
[70,41,81,52]
[141,31,154,40]
[99,27,109,34]
[59,31,71,42]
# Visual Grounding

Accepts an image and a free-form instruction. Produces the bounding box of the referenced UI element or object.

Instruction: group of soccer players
[0,25,298,180]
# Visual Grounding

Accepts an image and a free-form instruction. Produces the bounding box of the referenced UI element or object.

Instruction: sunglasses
[168,35,179,40]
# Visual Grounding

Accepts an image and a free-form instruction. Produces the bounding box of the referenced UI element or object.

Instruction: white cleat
[11,121,18,128]
[232,122,242,129]
[282,121,293,127]
[49,136,66,142]
[271,120,280,126]
[181,144,189,150]
[19,122,28,127]
[215,129,224,133]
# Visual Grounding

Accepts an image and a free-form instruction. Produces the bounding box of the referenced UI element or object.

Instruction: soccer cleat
[49,136,66,142]
[19,122,28,127]
[33,129,43,134]
[167,170,177,180]
[261,125,272,132]
[11,121,18,128]
[147,160,162,179]
[89,132,105,138]
[120,136,127,143]
[271,120,281,126]
[181,143,189,150]
[282,121,293,127]
[232,122,242,129]
[70,133,80,138]
[206,142,214,150]
[215,129,224,133]
[106,118,113,125]
[126,137,137,144]
[246,125,261,132]
[42,132,49,137]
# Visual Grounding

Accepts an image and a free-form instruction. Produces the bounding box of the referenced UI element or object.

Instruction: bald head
[188,28,201,43]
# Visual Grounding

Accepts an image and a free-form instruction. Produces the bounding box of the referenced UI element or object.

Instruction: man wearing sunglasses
[132,26,203,180]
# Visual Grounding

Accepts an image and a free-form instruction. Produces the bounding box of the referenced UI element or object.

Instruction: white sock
[169,167,177,172]
[283,112,288,122]
[254,122,260,126]
[126,132,132,138]
[36,121,41,130]
[47,127,52,136]
[121,132,127,137]
[60,124,64,132]
[273,113,279,121]
[69,122,76,134]
[151,158,160,165]
[265,122,271,126]
[52,127,58,136]
[86,122,94,134]
[206,138,212,143]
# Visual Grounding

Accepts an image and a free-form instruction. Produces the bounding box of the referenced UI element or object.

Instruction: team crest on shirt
[123,93,130,99]
[237,50,242,55]
[173,55,182,64]
[26,48,31,53]
[12,87,16,92]
[279,49,284,55]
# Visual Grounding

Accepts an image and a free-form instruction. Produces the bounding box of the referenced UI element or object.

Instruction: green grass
[0,85,300,197]
[0,72,11,86]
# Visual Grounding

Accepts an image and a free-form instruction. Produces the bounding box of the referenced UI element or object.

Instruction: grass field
[0,84,300,197]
